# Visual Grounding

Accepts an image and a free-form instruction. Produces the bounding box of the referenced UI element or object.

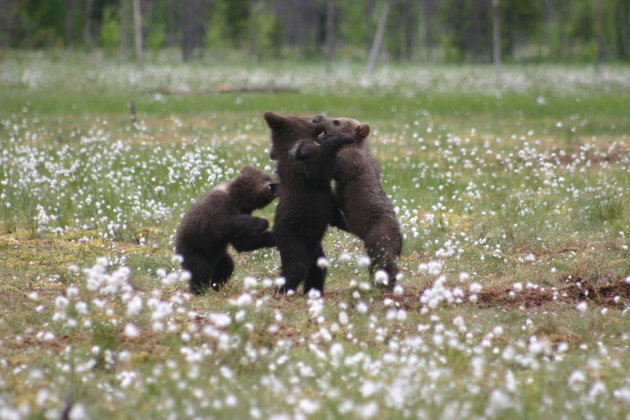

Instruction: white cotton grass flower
[486,389,513,415]
[358,256,371,267]
[356,401,378,419]
[243,276,258,290]
[614,386,630,403]
[75,301,88,315]
[356,302,368,314]
[118,370,137,388]
[359,381,379,397]
[393,284,404,296]
[469,282,482,294]
[66,286,79,298]
[179,270,192,283]
[126,295,143,316]
[419,260,443,276]
[330,342,344,361]
[68,403,88,420]
[298,398,320,415]
[208,313,231,328]
[340,252,352,263]
[568,370,587,391]
[161,271,180,286]
[374,270,388,286]
[458,272,470,282]
[124,323,139,338]
[230,293,253,307]
[576,301,588,312]
[55,296,69,310]
[317,257,329,269]
[512,282,523,293]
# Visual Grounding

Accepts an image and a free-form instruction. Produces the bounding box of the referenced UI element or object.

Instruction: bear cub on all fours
[313,114,403,287]
[175,166,278,294]
[264,111,356,294]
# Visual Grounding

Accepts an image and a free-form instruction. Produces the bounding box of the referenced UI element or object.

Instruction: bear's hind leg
[211,253,234,291]
[277,242,310,293]
[304,245,326,294]
[182,249,215,295]
[365,235,399,289]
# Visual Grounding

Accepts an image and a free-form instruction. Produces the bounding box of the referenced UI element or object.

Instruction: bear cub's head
[230,166,279,213]
[264,111,325,160]
[312,115,371,145]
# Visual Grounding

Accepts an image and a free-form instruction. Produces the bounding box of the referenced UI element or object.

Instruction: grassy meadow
[0,51,629,419]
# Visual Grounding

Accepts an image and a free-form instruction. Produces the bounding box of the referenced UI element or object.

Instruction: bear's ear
[263,112,286,130]
[240,165,257,176]
[356,123,371,140]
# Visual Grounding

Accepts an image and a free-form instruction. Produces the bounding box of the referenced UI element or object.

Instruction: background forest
[1,0,630,64]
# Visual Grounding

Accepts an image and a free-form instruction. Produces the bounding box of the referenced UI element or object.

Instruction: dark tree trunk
[181,0,208,61]
[325,0,335,73]
[84,0,93,46]
[596,0,605,63]
[423,0,437,61]
[365,0,377,54]
[402,0,414,60]
[120,0,133,58]
[133,0,143,64]
[66,0,75,48]
[166,0,177,47]
[543,0,555,58]
[181,0,194,61]
[492,0,501,75]
[615,0,630,58]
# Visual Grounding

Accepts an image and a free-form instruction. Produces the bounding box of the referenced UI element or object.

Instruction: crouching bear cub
[175,166,278,294]
[264,111,355,294]
[313,115,403,287]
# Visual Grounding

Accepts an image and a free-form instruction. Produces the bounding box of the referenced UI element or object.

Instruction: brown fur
[264,111,355,293]
[175,166,278,294]
[313,115,403,286]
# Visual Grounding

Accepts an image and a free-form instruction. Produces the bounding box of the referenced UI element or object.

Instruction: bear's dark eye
[333,120,340,126]
[267,182,279,196]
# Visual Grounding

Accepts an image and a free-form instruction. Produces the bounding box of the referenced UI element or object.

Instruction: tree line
[1,0,629,64]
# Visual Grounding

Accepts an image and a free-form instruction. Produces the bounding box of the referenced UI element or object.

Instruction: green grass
[0,52,629,419]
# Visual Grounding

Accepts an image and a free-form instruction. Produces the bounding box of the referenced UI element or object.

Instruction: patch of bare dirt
[382,278,629,310]
[553,150,630,166]
[476,279,629,309]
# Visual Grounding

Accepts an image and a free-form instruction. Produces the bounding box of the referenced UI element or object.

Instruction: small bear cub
[313,114,403,287]
[175,166,278,294]
[264,111,356,294]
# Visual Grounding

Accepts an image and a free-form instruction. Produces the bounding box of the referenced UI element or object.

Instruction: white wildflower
[126,295,143,316]
[358,256,371,267]
[124,323,139,338]
[317,257,329,269]
[374,270,388,285]
[469,282,482,293]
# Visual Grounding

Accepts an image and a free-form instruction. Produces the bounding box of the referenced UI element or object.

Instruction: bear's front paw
[249,217,269,233]
[337,134,355,145]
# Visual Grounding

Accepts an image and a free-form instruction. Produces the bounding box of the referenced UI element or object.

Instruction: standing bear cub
[313,115,403,286]
[264,111,355,294]
[175,166,278,294]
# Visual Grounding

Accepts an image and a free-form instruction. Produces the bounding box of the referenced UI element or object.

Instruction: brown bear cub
[264,111,355,294]
[175,166,279,294]
[313,115,403,286]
